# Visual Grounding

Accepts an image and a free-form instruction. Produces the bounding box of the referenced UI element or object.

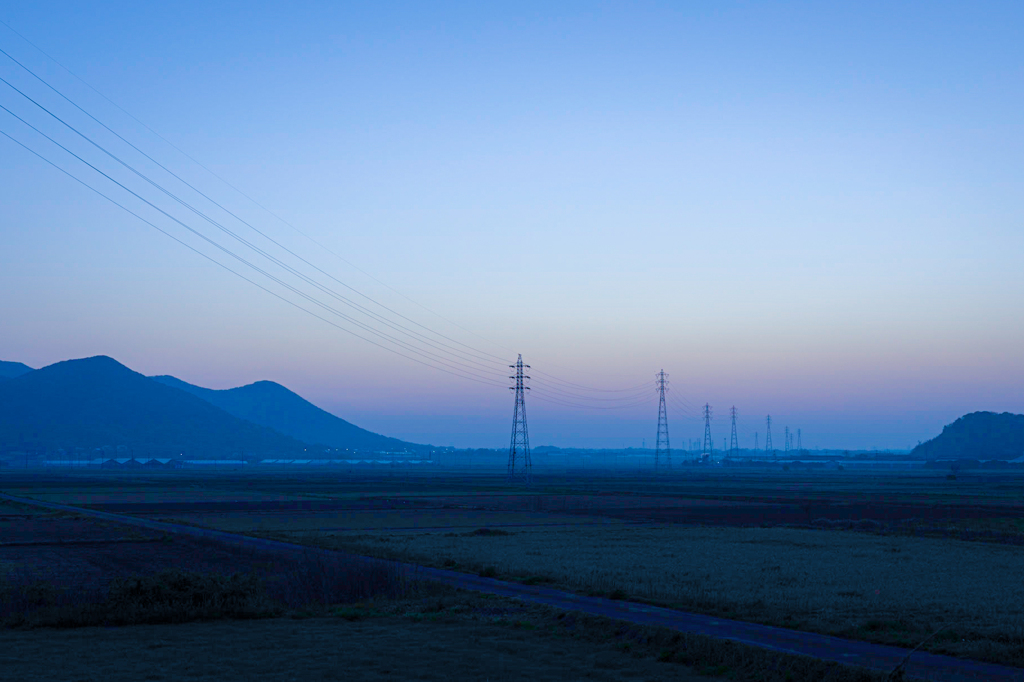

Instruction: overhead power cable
[528,380,652,403]
[0,25,680,402]
[0,106,510,385]
[0,20,516,358]
[0,127,507,388]
[529,369,652,393]
[529,391,657,411]
[0,70,508,378]
[0,46,508,366]
[0,25,660,398]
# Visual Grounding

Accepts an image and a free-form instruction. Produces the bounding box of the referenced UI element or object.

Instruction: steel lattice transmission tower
[765,415,774,459]
[729,406,739,458]
[701,404,713,463]
[784,426,791,453]
[797,429,802,452]
[507,354,531,485]
[654,370,671,471]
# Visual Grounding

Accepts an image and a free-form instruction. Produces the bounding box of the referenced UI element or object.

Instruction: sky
[1,1,1022,450]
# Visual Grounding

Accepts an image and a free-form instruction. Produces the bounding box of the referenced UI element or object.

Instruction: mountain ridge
[0,356,309,457]
[150,374,422,452]
[911,411,1024,461]
[0,361,34,380]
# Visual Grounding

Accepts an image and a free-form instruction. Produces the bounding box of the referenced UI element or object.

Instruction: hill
[151,375,422,452]
[0,356,309,457]
[0,361,33,380]
[911,411,1024,461]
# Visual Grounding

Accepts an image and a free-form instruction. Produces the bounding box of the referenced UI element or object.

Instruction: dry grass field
[0,591,882,682]
[254,523,1024,665]
[0,473,891,682]
[6,468,1024,670]
[152,509,636,534]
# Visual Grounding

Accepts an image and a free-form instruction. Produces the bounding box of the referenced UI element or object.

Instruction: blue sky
[1,2,1022,449]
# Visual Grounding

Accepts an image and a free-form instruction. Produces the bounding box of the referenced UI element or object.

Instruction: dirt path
[3,491,1021,682]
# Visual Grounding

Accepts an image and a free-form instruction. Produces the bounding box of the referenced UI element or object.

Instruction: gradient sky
[1,2,1022,449]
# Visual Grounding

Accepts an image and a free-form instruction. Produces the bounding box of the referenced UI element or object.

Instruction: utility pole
[797,429,802,452]
[754,432,759,452]
[785,426,791,454]
[729,406,739,458]
[702,404,713,463]
[655,370,671,471]
[765,415,774,460]
[507,354,531,485]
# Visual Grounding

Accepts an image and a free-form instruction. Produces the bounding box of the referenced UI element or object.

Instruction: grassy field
[6,469,1024,669]
[0,591,882,682]
[154,509,634,534]
[0,497,53,516]
[10,468,1024,506]
[0,506,886,681]
[258,522,1024,667]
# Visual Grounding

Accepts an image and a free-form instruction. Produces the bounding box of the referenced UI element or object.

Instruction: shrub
[1,545,420,628]
[103,570,272,624]
[466,528,511,537]
[854,519,883,532]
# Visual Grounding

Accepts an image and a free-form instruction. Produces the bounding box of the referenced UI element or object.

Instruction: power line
[0,24,749,410]
[0,47,510,368]
[0,102,518,387]
[0,127,506,389]
[0,72,511,379]
[528,389,656,411]
[528,376,647,399]
[0,18,518,359]
[0,41,665,400]
[528,370,653,394]
[0,27,684,402]
[1,95,680,407]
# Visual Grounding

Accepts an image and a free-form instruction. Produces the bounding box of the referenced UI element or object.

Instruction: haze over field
[1,2,1022,448]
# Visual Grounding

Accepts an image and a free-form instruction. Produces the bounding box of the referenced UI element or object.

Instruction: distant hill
[912,411,1024,461]
[151,375,422,453]
[0,361,33,380]
[0,356,309,457]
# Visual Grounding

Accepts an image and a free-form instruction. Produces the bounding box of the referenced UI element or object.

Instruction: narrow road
[3,491,1021,682]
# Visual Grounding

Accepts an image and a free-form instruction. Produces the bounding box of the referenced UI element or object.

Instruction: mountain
[0,356,309,457]
[912,411,1024,461]
[0,361,34,380]
[151,375,422,452]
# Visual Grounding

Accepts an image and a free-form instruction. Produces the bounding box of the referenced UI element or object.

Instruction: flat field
[0,512,283,590]
[5,468,1024,668]
[295,524,1024,664]
[1,615,703,682]
[0,592,881,682]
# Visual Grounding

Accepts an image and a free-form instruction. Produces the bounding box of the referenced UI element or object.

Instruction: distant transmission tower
[729,406,739,458]
[701,404,713,463]
[784,426,791,453]
[797,429,802,451]
[654,370,671,470]
[765,415,774,459]
[507,354,531,484]
[754,432,759,451]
